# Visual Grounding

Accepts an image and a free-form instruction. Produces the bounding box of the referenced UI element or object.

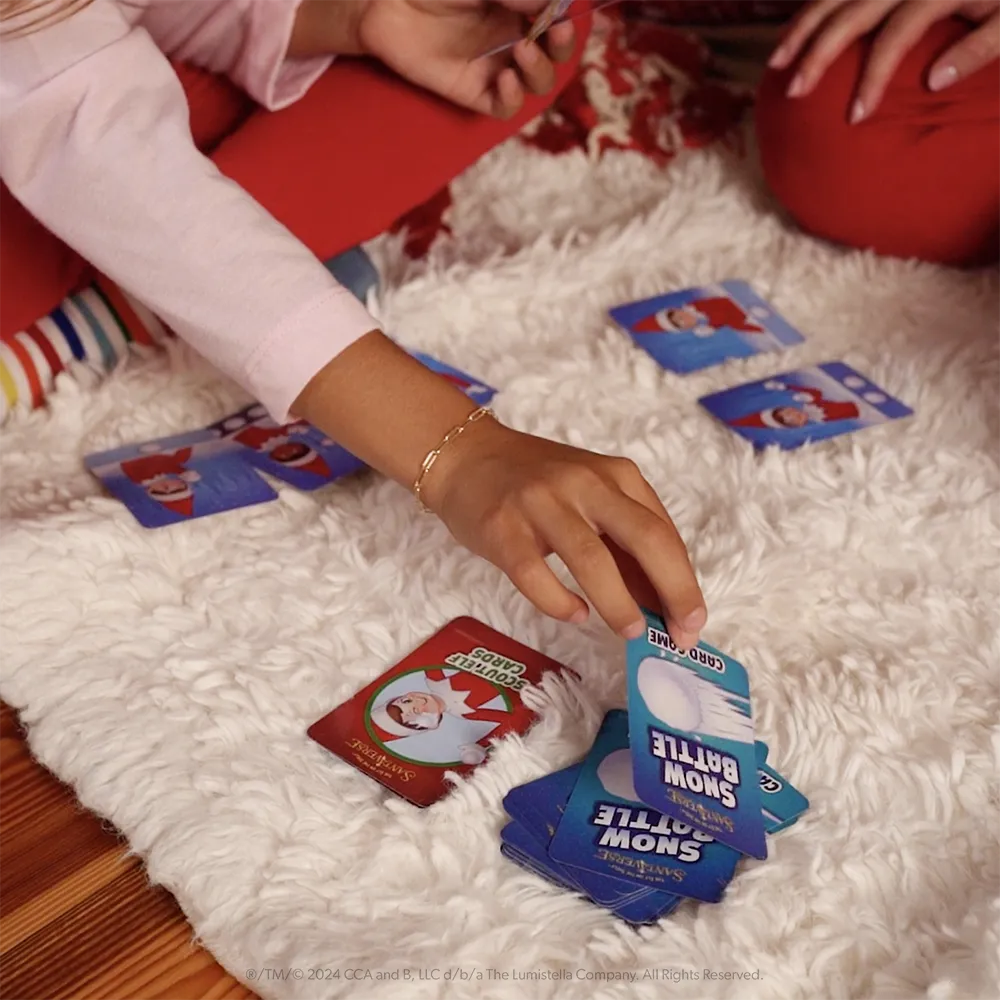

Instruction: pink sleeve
[0,0,377,422]
[140,0,333,110]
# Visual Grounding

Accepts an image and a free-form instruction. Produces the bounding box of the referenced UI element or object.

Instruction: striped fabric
[0,276,169,421]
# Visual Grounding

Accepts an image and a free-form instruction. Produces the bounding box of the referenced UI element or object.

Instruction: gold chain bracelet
[413,406,494,513]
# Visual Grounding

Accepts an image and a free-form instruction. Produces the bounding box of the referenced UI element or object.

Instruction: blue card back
[626,610,768,860]
[410,353,497,406]
[206,405,365,491]
[548,711,741,902]
[699,361,913,450]
[86,430,278,528]
[609,280,804,374]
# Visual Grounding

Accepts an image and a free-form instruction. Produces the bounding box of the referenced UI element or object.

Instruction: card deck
[548,711,742,902]
[610,281,805,374]
[307,618,571,807]
[85,430,278,528]
[626,610,768,859]
[206,404,365,491]
[504,765,664,908]
[699,361,913,450]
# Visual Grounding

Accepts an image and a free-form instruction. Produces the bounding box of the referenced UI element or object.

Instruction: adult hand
[769,0,1000,121]
[423,418,707,649]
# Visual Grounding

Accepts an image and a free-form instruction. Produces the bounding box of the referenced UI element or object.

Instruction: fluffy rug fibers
[1,137,998,1000]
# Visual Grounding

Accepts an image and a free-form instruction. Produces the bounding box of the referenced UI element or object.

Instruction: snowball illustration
[597,749,640,803]
[843,375,865,389]
[636,656,754,744]
[223,416,244,431]
[863,391,886,404]
[763,380,785,392]
[248,404,267,420]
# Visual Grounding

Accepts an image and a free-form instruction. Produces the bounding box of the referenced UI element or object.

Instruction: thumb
[927,10,1000,91]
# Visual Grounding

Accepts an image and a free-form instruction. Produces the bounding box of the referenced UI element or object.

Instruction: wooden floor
[0,703,258,1000]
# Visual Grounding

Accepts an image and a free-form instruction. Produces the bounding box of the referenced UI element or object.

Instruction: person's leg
[209,14,592,262]
[755,17,999,267]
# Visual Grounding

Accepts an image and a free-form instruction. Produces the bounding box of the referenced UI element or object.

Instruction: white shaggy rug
[2,132,999,1000]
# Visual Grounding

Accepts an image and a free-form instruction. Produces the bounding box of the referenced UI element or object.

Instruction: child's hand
[290,0,577,118]
[422,418,707,648]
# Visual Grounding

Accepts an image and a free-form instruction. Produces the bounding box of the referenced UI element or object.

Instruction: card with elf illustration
[699,361,913,450]
[205,403,365,491]
[307,617,572,807]
[609,280,804,374]
[85,430,277,528]
[626,610,768,859]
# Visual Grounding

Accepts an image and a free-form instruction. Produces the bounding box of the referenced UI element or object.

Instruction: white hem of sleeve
[243,287,381,423]
[251,0,333,110]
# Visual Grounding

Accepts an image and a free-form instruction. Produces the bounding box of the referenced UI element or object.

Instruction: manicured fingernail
[786,73,805,98]
[682,607,707,632]
[849,99,866,124]
[520,40,540,65]
[621,620,646,640]
[569,608,588,624]
[928,63,958,92]
[768,45,788,69]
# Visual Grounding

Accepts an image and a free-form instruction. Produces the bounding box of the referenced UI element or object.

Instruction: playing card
[205,404,365,491]
[501,842,579,893]
[85,430,277,528]
[504,765,661,907]
[307,618,571,807]
[526,0,573,42]
[548,711,742,902]
[410,353,497,406]
[609,281,805,375]
[478,0,619,58]
[755,740,769,764]
[626,610,768,860]
[699,361,913,450]
[757,759,810,834]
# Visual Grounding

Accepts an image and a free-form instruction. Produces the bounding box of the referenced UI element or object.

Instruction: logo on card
[444,646,528,691]
[759,771,783,794]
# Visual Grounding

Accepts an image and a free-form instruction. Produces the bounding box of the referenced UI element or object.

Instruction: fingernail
[786,73,805,98]
[520,40,539,65]
[682,607,707,632]
[928,63,958,92]
[621,620,646,641]
[768,45,787,69]
[849,99,866,124]
[569,608,588,625]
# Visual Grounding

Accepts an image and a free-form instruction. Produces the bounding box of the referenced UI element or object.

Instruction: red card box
[308,617,572,807]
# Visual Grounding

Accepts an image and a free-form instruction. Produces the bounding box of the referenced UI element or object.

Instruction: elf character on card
[730,385,859,431]
[119,446,201,518]
[367,667,519,766]
[632,293,769,339]
[231,419,332,478]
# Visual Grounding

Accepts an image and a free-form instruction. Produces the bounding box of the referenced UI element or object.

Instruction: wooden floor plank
[0,702,257,1000]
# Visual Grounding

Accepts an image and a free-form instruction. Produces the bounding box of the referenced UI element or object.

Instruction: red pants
[756,17,1000,268]
[0,31,589,340]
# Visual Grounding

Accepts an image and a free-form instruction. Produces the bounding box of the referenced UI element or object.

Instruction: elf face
[270,441,312,465]
[773,406,810,428]
[147,476,190,499]
[390,691,445,729]
[666,306,700,330]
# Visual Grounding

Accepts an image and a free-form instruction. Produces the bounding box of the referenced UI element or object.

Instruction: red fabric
[0,26,588,338]
[756,17,1000,267]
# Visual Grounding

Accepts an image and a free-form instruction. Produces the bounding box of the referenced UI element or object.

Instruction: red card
[307,617,572,807]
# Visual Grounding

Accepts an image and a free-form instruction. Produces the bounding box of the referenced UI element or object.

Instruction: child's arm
[0,0,372,423]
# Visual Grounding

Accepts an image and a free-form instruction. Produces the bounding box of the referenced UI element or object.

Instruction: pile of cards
[609,280,912,449]
[500,610,809,924]
[84,353,496,529]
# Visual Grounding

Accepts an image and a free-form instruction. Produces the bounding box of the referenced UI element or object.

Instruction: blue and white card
[548,711,742,902]
[627,610,768,860]
[86,430,278,528]
[206,404,365,491]
[410,352,497,406]
[505,765,661,908]
[699,361,913,450]
[609,281,804,374]
[757,758,809,834]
